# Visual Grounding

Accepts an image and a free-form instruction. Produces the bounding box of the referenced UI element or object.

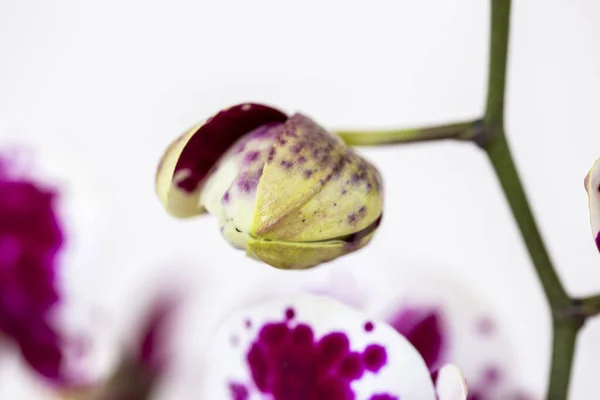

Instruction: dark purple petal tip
[388,306,446,372]
[174,103,288,193]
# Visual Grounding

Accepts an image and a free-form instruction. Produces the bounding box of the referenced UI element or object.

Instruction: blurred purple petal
[91,293,179,400]
[388,306,446,372]
[0,155,66,381]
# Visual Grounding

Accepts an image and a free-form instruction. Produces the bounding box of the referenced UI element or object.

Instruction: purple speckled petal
[252,113,383,242]
[155,103,287,218]
[175,104,287,193]
[382,273,533,400]
[202,294,441,400]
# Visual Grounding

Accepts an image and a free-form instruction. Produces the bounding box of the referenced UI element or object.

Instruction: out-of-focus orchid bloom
[301,269,534,400]
[156,103,383,270]
[584,158,600,252]
[59,294,178,400]
[201,293,467,400]
[0,156,67,382]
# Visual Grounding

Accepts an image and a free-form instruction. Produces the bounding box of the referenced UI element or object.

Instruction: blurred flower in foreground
[201,293,467,400]
[584,158,600,251]
[156,103,383,269]
[317,272,534,400]
[0,155,66,381]
[60,293,178,400]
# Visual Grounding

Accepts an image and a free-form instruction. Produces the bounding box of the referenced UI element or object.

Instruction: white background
[0,0,599,399]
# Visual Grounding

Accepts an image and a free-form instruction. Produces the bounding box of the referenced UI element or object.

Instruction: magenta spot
[363,344,387,372]
[338,352,365,380]
[476,316,495,336]
[467,391,483,400]
[242,309,393,399]
[292,324,314,345]
[258,322,289,346]
[364,321,374,332]
[222,191,230,203]
[370,395,399,400]
[280,160,293,169]
[285,307,295,320]
[596,232,600,252]
[244,151,260,163]
[483,365,502,385]
[229,382,249,400]
[389,306,446,372]
[268,147,277,162]
[318,332,350,368]
[244,319,252,329]
[304,170,313,179]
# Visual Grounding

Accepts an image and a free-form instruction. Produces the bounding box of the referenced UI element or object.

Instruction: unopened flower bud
[156,104,383,269]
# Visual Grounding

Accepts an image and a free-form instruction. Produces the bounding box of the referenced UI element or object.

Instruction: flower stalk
[336,120,481,146]
[337,0,600,398]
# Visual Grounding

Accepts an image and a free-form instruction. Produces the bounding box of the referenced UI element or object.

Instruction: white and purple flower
[309,271,535,400]
[201,293,467,400]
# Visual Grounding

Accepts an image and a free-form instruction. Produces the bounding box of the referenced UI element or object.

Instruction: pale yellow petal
[252,113,382,242]
[155,121,206,218]
[246,230,375,270]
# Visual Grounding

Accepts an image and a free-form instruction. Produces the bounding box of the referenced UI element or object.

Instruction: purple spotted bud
[156,104,383,269]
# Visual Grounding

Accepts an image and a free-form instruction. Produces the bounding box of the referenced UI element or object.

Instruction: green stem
[336,120,479,146]
[483,1,579,399]
[485,0,512,128]
[484,135,570,308]
[575,294,600,318]
[548,321,580,400]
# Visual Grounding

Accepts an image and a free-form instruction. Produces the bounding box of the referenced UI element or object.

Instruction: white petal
[381,272,529,399]
[585,157,600,251]
[200,123,280,249]
[435,364,468,400]
[201,293,438,400]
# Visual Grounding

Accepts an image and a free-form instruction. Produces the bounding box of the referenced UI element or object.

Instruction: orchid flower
[201,293,467,400]
[156,103,383,270]
[306,270,535,400]
[0,156,67,382]
[59,293,178,400]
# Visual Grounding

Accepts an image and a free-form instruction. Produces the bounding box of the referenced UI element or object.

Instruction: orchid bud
[585,158,600,252]
[156,104,383,269]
